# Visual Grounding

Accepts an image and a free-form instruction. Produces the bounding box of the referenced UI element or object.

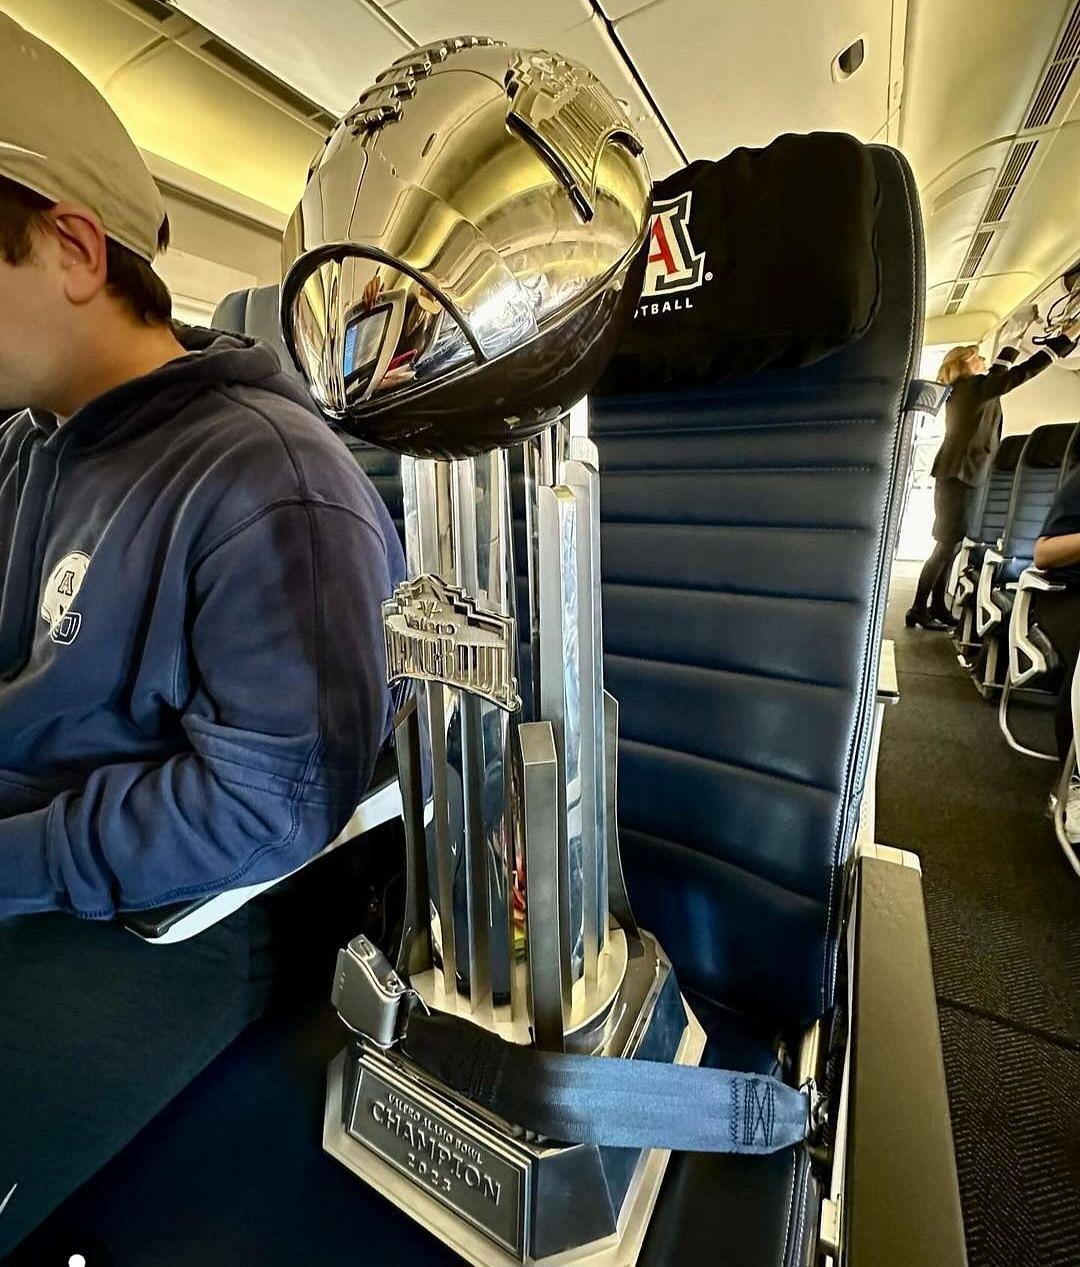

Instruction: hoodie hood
[35,328,322,452]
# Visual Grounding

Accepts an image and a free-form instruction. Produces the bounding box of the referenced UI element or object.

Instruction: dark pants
[913,478,973,615]
[0,831,398,1259]
[1031,587,1080,762]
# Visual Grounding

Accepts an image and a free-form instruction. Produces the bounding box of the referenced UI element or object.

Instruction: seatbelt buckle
[802,1077,827,1143]
[332,934,414,1049]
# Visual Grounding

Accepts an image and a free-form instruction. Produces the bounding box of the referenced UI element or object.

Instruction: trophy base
[323,933,704,1265]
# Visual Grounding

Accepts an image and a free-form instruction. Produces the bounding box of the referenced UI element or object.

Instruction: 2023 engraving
[370,1091,502,1206]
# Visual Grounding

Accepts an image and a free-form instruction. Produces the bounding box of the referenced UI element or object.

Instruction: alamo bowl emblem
[383,574,521,711]
[40,550,90,645]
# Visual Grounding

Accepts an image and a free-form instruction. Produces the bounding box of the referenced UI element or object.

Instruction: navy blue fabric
[971,434,1026,546]
[0,330,405,919]
[997,421,1078,582]
[590,144,922,1027]
[211,286,406,549]
[1040,458,1080,585]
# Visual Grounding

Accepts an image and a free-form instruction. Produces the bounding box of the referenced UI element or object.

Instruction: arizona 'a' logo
[642,192,707,298]
[40,550,90,645]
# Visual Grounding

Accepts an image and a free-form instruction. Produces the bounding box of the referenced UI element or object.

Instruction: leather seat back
[211,286,405,545]
[1000,421,1078,581]
[1061,419,1080,478]
[589,144,922,1027]
[972,434,1026,548]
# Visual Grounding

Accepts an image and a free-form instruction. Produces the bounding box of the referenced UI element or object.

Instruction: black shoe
[928,607,959,628]
[905,608,950,631]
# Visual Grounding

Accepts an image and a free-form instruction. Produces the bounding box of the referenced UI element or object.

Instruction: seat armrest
[120,748,402,944]
[1016,566,1064,594]
[975,549,1006,637]
[1008,566,1067,688]
[949,537,975,610]
[840,844,967,1266]
[876,639,899,705]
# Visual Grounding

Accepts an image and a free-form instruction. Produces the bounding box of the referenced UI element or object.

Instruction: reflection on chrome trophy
[281,37,704,1265]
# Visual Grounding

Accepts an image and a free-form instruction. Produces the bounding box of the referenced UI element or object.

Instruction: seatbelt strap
[333,936,812,1156]
[403,1007,811,1156]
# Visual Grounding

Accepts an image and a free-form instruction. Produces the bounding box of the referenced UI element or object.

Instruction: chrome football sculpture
[281,37,651,457]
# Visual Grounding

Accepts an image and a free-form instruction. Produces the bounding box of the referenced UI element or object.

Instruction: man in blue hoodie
[0,16,405,1254]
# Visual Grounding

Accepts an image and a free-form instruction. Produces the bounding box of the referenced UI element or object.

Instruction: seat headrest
[1023,421,1076,467]
[211,285,294,375]
[597,132,881,394]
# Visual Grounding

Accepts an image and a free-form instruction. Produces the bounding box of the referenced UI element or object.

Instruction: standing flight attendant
[907,322,1080,630]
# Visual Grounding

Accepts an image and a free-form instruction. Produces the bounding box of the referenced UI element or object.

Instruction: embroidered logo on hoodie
[41,550,90,645]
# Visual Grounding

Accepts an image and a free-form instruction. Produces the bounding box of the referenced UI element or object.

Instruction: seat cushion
[16,999,814,1267]
[990,588,1015,617]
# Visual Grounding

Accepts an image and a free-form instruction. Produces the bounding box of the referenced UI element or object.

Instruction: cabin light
[832,38,866,82]
[68,1256,87,1267]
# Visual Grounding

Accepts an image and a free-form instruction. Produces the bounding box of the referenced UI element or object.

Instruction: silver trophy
[281,38,703,1265]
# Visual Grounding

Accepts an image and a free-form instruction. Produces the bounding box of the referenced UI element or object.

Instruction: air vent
[958,229,995,280]
[201,37,337,130]
[952,282,969,300]
[984,139,1038,222]
[945,299,962,315]
[1023,2,1080,128]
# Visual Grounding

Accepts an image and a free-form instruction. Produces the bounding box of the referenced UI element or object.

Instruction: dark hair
[0,176,172,326]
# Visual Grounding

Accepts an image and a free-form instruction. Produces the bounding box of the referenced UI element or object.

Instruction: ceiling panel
[169,0,412,115]
[906,0,1079,334]
[106,42,321,213]
[968,125,1080,325]
[612,0,895,159]
[382,1,682,175]
[3,0,320,215]
[2,0,160,87]
[900,0,1070,193]
[385,0,592,43]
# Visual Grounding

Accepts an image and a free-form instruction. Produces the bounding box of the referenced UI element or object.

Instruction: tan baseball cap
[0,13,166,262]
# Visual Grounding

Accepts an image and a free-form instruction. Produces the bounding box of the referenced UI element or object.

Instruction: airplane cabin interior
[0,3,1079,1267]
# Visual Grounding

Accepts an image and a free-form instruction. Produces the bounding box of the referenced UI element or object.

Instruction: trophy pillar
[395,450,524,1016]
[327,421,705,1266]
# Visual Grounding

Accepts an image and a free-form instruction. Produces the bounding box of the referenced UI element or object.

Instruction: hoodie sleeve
[0,499,394,919]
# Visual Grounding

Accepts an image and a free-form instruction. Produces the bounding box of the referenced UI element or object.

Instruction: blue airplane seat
[15,142,950,1267]
[995,421,1077,586]
[966,433,1028,573]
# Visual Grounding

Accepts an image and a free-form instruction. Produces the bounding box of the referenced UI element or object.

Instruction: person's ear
[47,203,109,306]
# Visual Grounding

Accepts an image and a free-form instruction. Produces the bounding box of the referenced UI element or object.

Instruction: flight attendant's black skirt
[932,476,974,547]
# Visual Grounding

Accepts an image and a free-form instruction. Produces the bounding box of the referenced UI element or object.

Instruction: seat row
[950,420,1080,694]
[946,417,1080,875]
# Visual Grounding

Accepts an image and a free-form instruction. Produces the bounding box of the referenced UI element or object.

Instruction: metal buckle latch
[332,934,412,1049]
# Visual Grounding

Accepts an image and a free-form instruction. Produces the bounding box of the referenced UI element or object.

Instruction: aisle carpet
[878,578,1080,1267]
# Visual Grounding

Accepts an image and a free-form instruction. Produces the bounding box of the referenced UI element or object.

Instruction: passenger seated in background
[908,324,1080,630]
[1034,471,1080,802]
[0,17,404,1255]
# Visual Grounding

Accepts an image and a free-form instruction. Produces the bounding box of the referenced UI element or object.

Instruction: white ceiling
[163,0,909,182]
[11,0,1078,342]
[903,0,1079,338]
[608,0,900,157]
[171,0,412,116]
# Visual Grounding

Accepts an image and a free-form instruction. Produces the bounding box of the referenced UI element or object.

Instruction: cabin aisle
[878,575,1080,1267]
